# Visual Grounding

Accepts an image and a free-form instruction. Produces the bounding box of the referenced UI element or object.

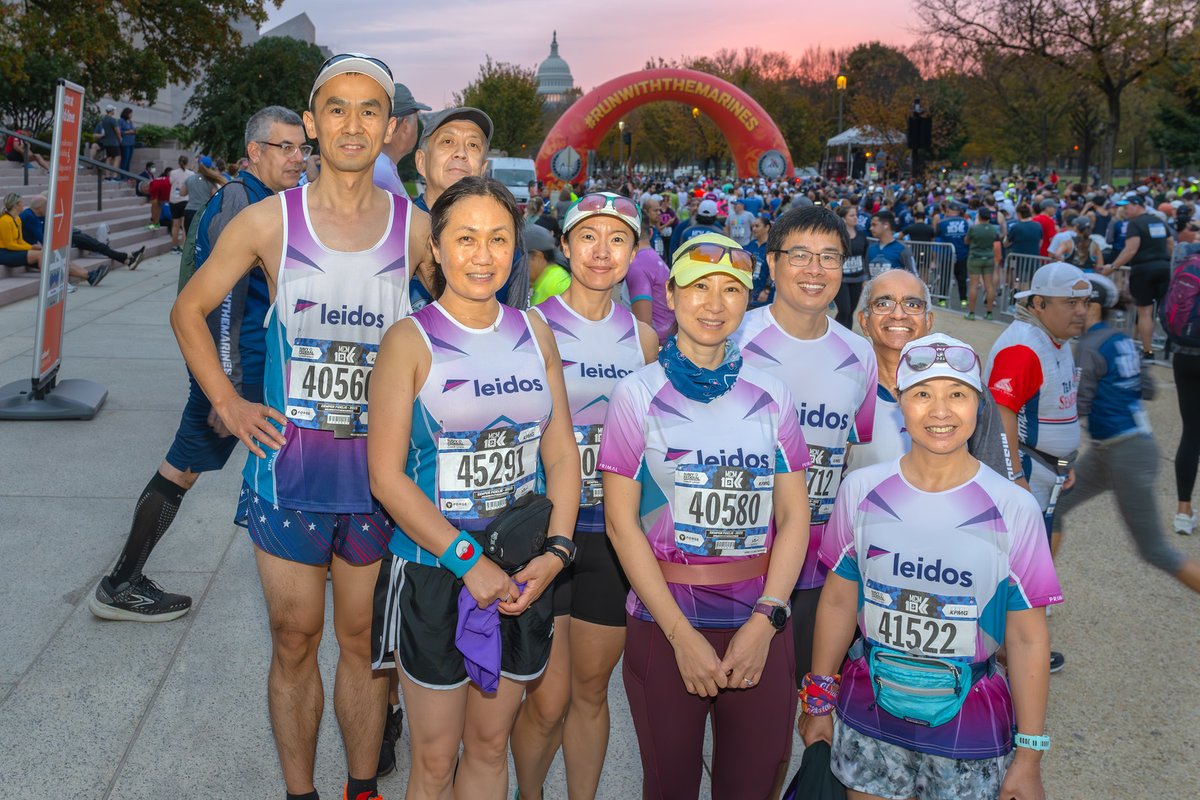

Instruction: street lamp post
[836,74,846,134]
[618,120,625,179]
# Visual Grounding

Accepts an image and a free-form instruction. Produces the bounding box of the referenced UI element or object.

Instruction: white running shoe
[1173,512,1197,535]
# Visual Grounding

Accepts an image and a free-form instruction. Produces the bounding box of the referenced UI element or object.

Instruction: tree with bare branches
[915,0,1199,182]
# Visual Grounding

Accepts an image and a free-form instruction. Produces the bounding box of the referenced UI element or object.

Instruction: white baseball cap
[1014,262,1091,300]
[309,53,395,107]
[697,199,719,216]
[896,334,982,393]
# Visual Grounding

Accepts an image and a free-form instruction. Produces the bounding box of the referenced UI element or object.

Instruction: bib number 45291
[455,447,525,488]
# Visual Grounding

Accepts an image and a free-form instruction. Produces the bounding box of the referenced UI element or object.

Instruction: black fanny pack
[475,492,553,573]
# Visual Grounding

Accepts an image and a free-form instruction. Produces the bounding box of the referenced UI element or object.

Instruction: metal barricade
[908,241,957,307]
[998,253,1050,321]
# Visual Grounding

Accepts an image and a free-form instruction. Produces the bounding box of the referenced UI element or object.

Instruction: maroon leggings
[623,615,797,800]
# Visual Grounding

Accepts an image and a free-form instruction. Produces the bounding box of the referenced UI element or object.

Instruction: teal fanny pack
[856,639,993,728]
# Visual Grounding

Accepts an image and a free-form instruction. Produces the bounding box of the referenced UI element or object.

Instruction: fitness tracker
[753,601,789,631]
[1014,733,1051,751]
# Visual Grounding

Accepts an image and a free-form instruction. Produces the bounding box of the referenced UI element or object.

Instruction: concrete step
[0,272,40,306]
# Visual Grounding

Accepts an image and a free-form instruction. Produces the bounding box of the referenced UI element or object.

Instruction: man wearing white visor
[983,262,1090,675]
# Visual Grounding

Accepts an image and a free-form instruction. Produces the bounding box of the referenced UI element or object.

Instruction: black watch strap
[544,535,577,565]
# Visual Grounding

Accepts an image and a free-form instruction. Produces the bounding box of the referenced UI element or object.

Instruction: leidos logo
[892,554,973,588]
[294,299,385,329]
[798,401,850,431]
[442,375,546,397]
[694,447,771,470]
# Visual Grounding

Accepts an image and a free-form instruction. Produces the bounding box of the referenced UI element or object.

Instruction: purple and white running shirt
[533,295,647,532]
[598,362,810,629]
[820,459,1063,759]
[734,307,877,589]
[244,184,411,513]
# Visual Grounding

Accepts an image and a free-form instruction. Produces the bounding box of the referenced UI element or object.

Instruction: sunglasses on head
[319,52,393,80]
[675,242,755,274]
[575,193,639,218]
[902,343,978,374]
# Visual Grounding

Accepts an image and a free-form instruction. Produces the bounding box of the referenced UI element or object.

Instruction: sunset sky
[262,0,918,109]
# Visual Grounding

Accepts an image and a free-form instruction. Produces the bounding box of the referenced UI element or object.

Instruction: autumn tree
[187,37,326,161]
[455,58,543,156]
[0,0,280,112]
[916,0,1200,182]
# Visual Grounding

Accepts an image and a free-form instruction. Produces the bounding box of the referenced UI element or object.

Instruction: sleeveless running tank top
[244,184,412,513]
[533,295,647,531]
[390,302,552,564]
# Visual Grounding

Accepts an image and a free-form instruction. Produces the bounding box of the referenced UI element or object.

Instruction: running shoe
[344,788,383,800]
[89,575,192,622]
[965,312,976,321]
[1142,350,1155,363]
[376,704,404,777]
[985,311,994,321]
[1174,512,1197,535]
[127,246,146,271]
[86,263,110,287]
[66,284,76,294]
[170,246,182,255]
[1049,651,1065,673]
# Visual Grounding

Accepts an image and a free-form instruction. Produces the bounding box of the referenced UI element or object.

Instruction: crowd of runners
[81,53,1200,800]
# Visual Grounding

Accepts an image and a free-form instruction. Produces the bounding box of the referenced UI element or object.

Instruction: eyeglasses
[868,297,929,315]
[318,52,393,80]
[902,343,978,374]
[674,242,755,274]
[770,247,845,270]
[575,193,640,219]
[257,141,314,159]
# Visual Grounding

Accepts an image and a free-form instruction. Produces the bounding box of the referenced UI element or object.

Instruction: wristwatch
[1014,733,1051,751]
[544,535,577,566]
[753,601,789,632]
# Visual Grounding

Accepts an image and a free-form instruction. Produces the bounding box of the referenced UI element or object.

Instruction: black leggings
[1175,352,1200,502]
[835,280,864,330]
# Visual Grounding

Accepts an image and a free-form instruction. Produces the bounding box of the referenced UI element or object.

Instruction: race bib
[842,255,863,275]
[437,422,541,522]
[1147,222,1168,239]
[285,338,375,438]
[575,424,603,507]
[805,444,845,525]
[673,463,773,557]
[863,579,977,660]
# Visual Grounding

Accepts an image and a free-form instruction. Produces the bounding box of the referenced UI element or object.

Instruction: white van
[486,157,537,203]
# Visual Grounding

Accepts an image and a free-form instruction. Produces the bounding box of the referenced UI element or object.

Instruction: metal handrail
[1,125,148,211]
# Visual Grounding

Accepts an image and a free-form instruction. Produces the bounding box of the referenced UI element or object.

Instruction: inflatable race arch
[535,68,794,186]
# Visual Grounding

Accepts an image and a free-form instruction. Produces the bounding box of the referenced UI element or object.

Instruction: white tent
[826,127,902,148]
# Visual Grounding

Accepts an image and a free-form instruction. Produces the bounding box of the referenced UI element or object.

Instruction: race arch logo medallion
[757,149,787,180]
[551,146,583,182]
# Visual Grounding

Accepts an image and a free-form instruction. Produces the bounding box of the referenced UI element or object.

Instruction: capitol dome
[537,31,574,106]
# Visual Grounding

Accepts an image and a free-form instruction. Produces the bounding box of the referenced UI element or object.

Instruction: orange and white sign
[32,79,84,385]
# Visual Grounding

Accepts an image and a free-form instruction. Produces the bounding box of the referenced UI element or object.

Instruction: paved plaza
[0,254,1197,798]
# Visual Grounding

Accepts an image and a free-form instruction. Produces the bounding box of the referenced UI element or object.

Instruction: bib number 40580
[686,490,762,529]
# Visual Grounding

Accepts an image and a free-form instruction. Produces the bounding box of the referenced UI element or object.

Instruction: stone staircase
[0,160,175,306]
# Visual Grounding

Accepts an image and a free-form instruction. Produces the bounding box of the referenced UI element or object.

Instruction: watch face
[769,606,788,629]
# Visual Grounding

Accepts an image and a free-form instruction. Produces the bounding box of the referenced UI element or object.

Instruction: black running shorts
[1129,262,1171,307]
[371,552,554,688]
[569,528,630,627]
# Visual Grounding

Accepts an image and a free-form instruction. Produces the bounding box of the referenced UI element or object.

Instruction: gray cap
[418,107,493,149]
[392,83,431,118]
[523,224,565,266]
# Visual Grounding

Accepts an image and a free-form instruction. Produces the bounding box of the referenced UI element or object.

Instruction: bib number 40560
[297,363,370,403]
